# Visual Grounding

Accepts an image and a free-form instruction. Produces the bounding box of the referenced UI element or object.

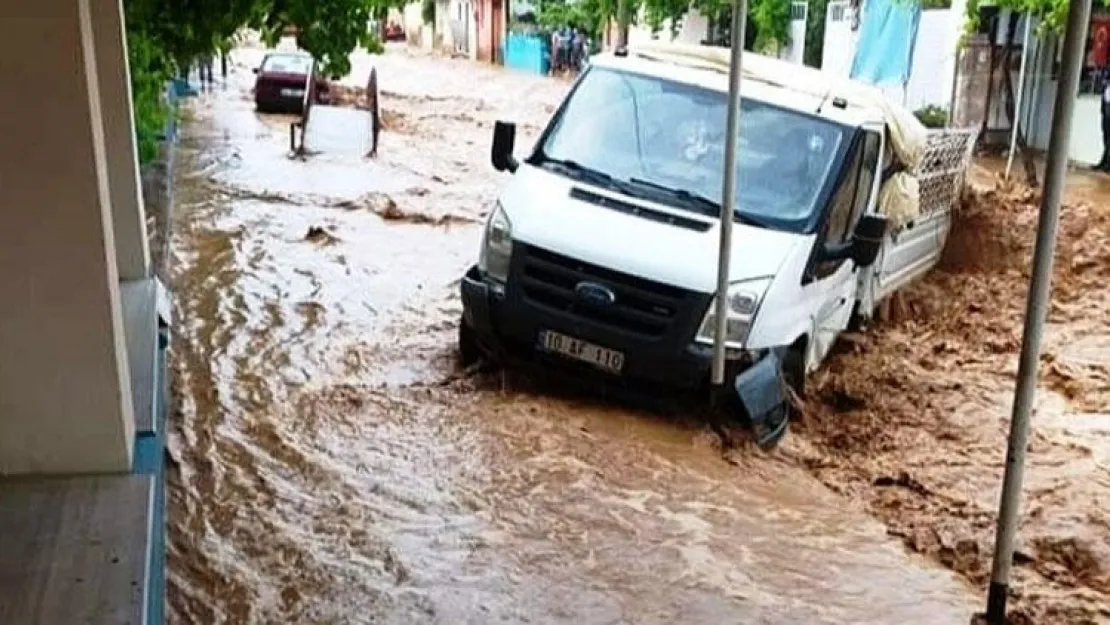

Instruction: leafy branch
[962,0,1108,38]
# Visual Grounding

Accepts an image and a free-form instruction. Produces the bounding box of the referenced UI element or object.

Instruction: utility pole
[985,0,1092,621]
[711,0,748,387]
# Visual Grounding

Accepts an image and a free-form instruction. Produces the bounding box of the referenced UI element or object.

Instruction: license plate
[280,88,305,97]
[538,330,625,374]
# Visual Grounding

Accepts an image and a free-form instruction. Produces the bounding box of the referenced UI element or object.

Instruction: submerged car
[253,52,331,113]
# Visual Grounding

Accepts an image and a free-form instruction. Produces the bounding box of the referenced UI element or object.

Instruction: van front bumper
[460,265,744,391]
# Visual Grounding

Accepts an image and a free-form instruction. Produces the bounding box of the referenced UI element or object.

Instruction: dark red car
[253,52,331,114]
[384,22,405,42]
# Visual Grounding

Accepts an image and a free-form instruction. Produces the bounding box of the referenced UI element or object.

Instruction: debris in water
[305,225,339,244]
[337,192,477,226]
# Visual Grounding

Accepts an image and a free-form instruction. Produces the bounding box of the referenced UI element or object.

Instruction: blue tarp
[849,0,922,87]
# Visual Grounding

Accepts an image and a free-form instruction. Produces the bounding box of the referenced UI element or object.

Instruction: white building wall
[898,4,966,109]
[824,3,965,109]
[0,0,138,474]
[1009,29,1103,165]
[822,1,857,77]
[779,2,808,65]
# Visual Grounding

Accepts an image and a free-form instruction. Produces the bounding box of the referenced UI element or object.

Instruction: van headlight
[478,201,512,286]
[694,278,771,348]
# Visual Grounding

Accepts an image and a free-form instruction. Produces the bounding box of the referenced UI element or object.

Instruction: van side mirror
[252,67,260,74]
[850,214,888,267]
[491,121,519,173]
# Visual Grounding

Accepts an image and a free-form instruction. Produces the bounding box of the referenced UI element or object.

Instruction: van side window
[852,131,882,223]
[824,138,864,244]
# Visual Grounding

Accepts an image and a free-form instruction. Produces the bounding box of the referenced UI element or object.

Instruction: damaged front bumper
[460,265,794,440]
[731,347,792,446]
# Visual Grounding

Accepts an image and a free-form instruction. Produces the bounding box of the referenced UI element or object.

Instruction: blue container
[503,32,550,76]
[172,77,198,98]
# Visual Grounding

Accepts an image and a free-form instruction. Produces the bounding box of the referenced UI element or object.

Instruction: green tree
[536,0,614,39]
[680,0,794,53]
[963,0,1107,36]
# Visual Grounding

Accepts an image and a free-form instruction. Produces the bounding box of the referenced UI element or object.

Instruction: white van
[459,46,975,443]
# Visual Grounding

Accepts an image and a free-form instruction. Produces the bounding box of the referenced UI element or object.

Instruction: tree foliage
[532,0,794,52]
[963,0,1107,37]
[684,0,794,53]
[534,0,618,39]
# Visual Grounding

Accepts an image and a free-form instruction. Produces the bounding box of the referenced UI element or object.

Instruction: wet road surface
[166,46,977,624]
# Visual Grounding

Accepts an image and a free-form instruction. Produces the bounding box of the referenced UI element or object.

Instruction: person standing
[560,25,573,73]
[571,29,584,73]
[550,29,562,75]
[198,54,215,87]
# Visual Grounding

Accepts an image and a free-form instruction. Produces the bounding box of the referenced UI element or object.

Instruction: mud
[792,163,1110,624]
[166,45,984,624]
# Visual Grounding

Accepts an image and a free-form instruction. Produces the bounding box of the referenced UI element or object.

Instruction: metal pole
[1025,34,1043,147]
[1005,14,1032,179]
[711,0,748,387]
[986,0,1091,620]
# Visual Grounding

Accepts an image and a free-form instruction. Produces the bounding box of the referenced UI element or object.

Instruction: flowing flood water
[166,47,978,624]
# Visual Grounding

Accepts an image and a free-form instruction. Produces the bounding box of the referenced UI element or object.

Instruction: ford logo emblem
[574,281,616,307]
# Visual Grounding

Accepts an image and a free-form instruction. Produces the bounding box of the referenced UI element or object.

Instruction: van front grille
[517,244,694,339]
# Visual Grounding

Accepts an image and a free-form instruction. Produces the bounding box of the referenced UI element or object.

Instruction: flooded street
[165,47,979,624]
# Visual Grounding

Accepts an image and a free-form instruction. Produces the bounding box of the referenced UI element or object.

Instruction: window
[824,138,864,245]
[822,130,879,247]
[851,131,882,223]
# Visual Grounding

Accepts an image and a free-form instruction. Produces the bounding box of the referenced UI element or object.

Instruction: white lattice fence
[914,127,979,217]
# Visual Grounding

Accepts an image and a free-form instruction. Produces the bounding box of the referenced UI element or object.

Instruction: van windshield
[537,66,848,232]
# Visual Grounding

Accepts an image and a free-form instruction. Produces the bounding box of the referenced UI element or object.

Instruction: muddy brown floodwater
[792,161,1110,625]
[166,45,983,624]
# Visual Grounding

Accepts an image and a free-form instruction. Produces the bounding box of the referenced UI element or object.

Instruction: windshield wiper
[626,177,720,216]
[626,178,773,228]
[538,155,625,190]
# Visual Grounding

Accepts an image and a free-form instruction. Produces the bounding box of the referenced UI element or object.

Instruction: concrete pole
[985,0,1092,620]
[711,0,748,387]
[0,0,136,474]
[1004,14,1032,179]
[88,0,151,281]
